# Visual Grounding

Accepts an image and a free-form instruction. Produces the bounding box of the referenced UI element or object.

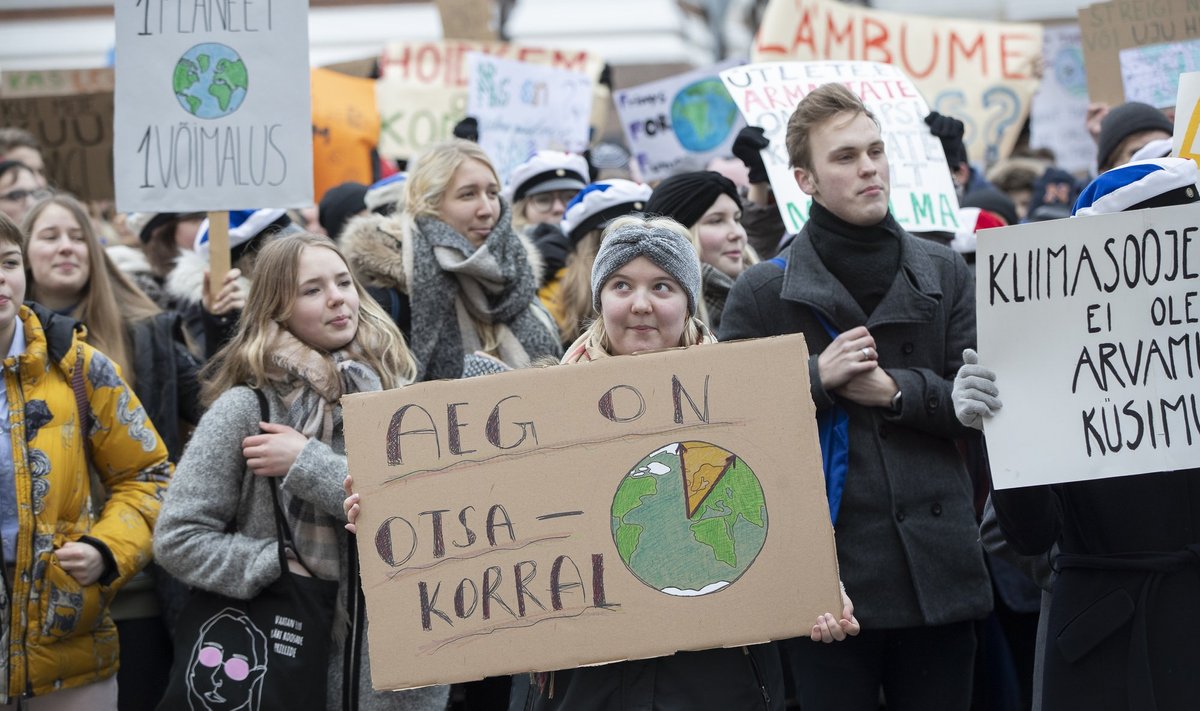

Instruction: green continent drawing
[610,442,767,596]
[670,78,739,153]
[174,43,248,119]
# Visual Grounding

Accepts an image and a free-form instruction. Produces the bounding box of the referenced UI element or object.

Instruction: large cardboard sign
[1078,0,1200,107]
[377,40,608,162]
[113,1,314,212]
[976,204,1200,489]
[466,53,592,184]
[753,0,1042,168]
[1175,71,1200,166]
[0,92,114,201]
[721,61,960,235]
[343,335,841,690]
[311,67,380,202]
[1029,24,1097,175]
[0,68,114,98]
[614,60,746,182]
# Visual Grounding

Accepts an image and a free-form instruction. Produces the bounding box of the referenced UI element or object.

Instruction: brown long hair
[22,194,160,384]
[200,233,417,406]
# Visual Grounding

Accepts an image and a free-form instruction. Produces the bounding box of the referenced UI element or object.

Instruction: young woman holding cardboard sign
[345,216,858,710]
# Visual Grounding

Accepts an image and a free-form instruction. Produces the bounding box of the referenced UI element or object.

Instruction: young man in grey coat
[719,82,992,710]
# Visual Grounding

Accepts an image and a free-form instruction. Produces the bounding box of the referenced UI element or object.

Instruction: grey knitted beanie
[590,220,702,316]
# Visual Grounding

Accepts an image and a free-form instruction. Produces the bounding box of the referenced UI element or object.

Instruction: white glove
[953,348,1001,431]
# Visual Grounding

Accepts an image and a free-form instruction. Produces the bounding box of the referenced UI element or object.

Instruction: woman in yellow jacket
[0,212,171,709]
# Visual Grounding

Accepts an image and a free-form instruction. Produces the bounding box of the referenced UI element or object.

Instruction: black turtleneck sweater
[806,201,901,317]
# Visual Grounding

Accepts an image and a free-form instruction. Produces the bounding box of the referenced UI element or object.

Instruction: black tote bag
[157,390,339,711]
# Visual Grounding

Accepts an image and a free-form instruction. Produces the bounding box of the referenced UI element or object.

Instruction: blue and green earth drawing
[670,78,739,152]
[611,441,767,597]
[173,43,248,119]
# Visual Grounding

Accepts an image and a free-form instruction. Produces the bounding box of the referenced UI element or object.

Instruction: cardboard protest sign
[437,0,496,41]
[343,335,840,690]
[1174,71,1200,167]
[1078,0,1200,107]
[721,61,960,235]
[113,0,314,212]
[613,60,746,182]
[466,53,592,184]
[376,40,608,162]
[0,91,114,201]
[0,68,114,98]
[1029,25,1097,176]
[311,67,380,202]
[753,0,1042,167]
[976,204,1200,489]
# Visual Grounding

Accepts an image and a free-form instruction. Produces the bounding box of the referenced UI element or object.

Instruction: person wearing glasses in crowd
[0,161,49,224]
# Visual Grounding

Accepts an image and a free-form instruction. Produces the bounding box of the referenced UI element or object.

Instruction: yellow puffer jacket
[1,305,171,700]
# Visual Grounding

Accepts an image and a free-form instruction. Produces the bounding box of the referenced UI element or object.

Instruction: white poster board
[976,204,1200,489]
[1173,71,1200,166]
[720,61,959,235]
[614,60,746,182]
[466,53,592,185]
[1119,39,1200,109]
[113,1,314,212]
[1029,25,1096,176]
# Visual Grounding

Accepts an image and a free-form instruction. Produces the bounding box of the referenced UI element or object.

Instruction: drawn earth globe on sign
[611,441,767,596]
[670,78,739,152]
[173,43,248,119]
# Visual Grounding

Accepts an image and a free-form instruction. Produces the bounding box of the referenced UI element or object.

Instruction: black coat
[509,644,785,711]
[720,223,992,628]
[128,311,203,463]
[992,471,1200,711]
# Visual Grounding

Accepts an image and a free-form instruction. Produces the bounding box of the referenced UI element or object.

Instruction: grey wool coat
[154,386,449,711]
[720,223,993,629]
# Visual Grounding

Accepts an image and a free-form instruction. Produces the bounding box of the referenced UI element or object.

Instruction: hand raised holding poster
[342,335,841,690]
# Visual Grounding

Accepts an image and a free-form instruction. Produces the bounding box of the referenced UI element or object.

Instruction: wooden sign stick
[206,211,231,305]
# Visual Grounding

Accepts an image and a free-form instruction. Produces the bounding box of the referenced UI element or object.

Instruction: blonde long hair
[22,194,161,384]
[555,228,603,344]
[200,233,416,406]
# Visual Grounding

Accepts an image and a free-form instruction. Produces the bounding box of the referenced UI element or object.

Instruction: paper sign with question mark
[1173,71,1200,169]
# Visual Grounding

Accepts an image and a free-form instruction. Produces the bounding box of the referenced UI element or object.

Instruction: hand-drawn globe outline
[173,42,249,119]
[670,78,740,153]
[610,441,768,597]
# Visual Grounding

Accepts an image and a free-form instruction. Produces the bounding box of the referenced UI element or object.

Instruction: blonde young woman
[644,171,758,333]
[341,139,562,380]
[154,233,448,710]
[345,217,859,710]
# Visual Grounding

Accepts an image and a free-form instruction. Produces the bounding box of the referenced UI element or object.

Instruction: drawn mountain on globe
[173,42,249,119]
[611,441,767,597]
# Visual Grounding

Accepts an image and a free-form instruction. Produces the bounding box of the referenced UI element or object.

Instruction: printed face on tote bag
[186,608,269,711]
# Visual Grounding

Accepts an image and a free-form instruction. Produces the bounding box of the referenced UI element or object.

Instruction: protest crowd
[0,0,1198,709]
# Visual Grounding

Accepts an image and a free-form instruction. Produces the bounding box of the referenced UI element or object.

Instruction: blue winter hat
[1072,158,1199,217]
[194,209,295,258]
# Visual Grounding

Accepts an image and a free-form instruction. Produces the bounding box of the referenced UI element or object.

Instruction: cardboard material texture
[437,0,496,41]
[0,91,114,201]
[975,204,1200,489]
[753,0,1042,167]
[343,335,841,691]
[1078,0,1200,107]
[0,68,114,98]
[1174,71,1200,166]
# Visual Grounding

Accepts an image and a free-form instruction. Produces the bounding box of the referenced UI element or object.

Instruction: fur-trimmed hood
[338,203,547,296]
[163,248,250,307]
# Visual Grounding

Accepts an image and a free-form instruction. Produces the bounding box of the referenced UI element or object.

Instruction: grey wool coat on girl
[154,386,449,711]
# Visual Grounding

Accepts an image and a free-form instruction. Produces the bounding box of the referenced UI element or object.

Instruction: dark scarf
[806,202,902,316]
[700,263,735,333]
[408,201,562,381]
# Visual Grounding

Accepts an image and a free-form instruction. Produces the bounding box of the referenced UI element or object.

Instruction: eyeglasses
[0,189,51,204]
[528,190,579,213]
[197,644,261,681]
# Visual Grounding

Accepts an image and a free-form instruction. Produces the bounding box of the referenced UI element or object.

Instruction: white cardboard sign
[976,204,1200,489]
[113,0,314,212]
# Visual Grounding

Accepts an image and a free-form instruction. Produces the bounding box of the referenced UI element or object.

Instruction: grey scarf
[701,262,735,334]
[408,201,561,380]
